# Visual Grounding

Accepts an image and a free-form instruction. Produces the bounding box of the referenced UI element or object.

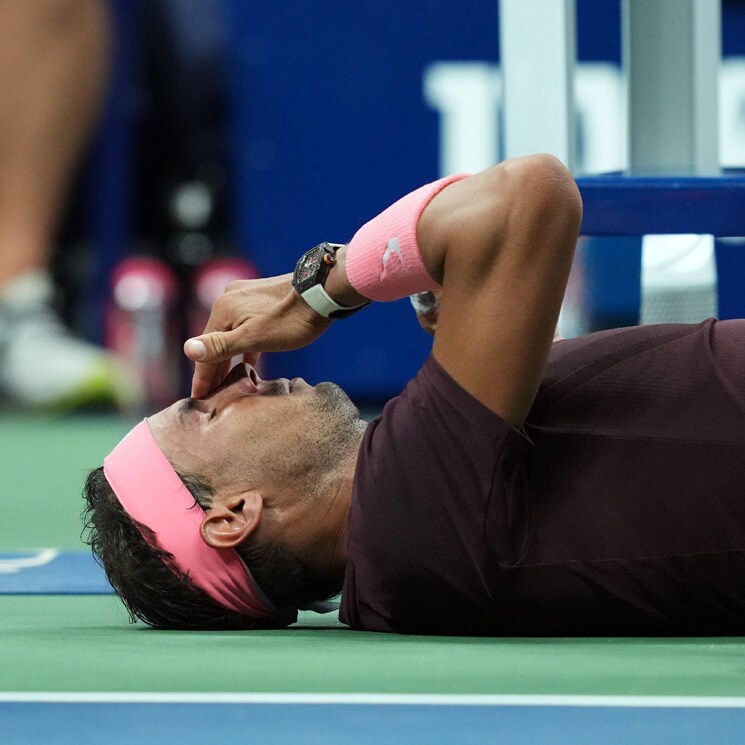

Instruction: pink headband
[103,420,288,622]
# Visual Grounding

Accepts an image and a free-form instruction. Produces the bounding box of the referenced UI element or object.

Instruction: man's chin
[314,381,360,418]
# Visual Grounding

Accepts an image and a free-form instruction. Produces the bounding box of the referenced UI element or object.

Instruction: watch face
[294,244,332,295]
[296,250,322,284]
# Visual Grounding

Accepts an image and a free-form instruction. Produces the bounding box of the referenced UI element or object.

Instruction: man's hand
[184,273,332,398]
[410,291,441,336]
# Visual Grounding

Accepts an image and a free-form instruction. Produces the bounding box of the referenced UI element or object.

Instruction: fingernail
[186,339,207,360]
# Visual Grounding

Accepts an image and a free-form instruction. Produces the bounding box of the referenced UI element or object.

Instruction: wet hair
[81,466,341,630]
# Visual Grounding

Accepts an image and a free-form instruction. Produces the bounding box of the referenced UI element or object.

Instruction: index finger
[242,351,261,368]
[190,358,231,399]
[185,298,233,397]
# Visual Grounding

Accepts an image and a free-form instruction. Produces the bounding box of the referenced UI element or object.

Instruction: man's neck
[303,424,365,585]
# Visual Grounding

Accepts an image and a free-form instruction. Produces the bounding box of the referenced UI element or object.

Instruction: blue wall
[93,0,744,399]
[226,1,502,398]
[226,0,627,397]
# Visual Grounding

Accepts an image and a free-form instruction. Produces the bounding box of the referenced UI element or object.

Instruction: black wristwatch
[292,242,368,319]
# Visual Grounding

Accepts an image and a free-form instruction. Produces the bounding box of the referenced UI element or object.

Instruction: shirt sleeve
[341,355,533,635]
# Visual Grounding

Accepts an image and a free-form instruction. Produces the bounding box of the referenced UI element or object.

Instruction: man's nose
[208,363,260,402]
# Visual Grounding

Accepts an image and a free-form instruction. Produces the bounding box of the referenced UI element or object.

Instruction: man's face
[147,363,364,494]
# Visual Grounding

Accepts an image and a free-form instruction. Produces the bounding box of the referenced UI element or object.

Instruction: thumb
[184,329,246,362]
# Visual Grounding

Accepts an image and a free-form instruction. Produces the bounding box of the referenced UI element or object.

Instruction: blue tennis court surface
[0,551,111,594]
[3,697,745,745]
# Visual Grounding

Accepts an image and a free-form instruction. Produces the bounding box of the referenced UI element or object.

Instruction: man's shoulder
[342,354,526,635]
[359,355,533,477]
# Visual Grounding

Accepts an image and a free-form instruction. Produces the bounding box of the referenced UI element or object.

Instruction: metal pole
[624,0,720,175]
[499,0,576,167]
[624,0,722,325]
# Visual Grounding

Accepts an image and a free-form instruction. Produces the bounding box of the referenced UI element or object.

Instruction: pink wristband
[346,174,469,302]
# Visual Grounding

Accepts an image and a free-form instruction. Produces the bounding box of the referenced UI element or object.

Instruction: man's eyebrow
[178,397,197,423]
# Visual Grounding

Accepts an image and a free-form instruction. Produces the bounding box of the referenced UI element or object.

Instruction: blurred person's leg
[0,0,136,410]
[0,0,109,287]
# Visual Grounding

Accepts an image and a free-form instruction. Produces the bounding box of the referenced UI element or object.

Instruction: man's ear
[200,492,263,549]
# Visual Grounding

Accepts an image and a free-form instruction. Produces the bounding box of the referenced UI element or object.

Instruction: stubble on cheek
[227,383,362,488]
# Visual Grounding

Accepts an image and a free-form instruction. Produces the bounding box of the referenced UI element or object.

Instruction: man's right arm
[186,155,581,419]
[326,154,581,426]
[419,154,581,426]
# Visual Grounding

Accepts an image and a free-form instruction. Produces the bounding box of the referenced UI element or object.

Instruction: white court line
[1,693,745,708]
[0,548,59,574]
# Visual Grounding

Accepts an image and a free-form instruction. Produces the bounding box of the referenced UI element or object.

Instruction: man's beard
[313,381,359,417]
[237,381,364,611]
[310,382,366,471]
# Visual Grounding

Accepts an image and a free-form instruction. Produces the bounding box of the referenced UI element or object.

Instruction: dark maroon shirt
[340,318,745,635]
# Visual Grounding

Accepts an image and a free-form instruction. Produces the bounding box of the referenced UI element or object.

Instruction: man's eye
[209,409,217,421]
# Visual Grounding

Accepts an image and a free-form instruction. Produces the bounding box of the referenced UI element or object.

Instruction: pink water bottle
[106,257,180,411]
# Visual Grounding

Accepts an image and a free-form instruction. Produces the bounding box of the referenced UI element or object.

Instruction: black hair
[81,466,340,630]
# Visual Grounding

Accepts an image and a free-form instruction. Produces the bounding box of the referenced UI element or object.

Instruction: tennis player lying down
[84,154,745,634]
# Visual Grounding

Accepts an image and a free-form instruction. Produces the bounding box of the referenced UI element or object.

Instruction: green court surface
[2,414,745,700]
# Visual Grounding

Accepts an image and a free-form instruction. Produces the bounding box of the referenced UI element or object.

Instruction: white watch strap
[300,283,355,318]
